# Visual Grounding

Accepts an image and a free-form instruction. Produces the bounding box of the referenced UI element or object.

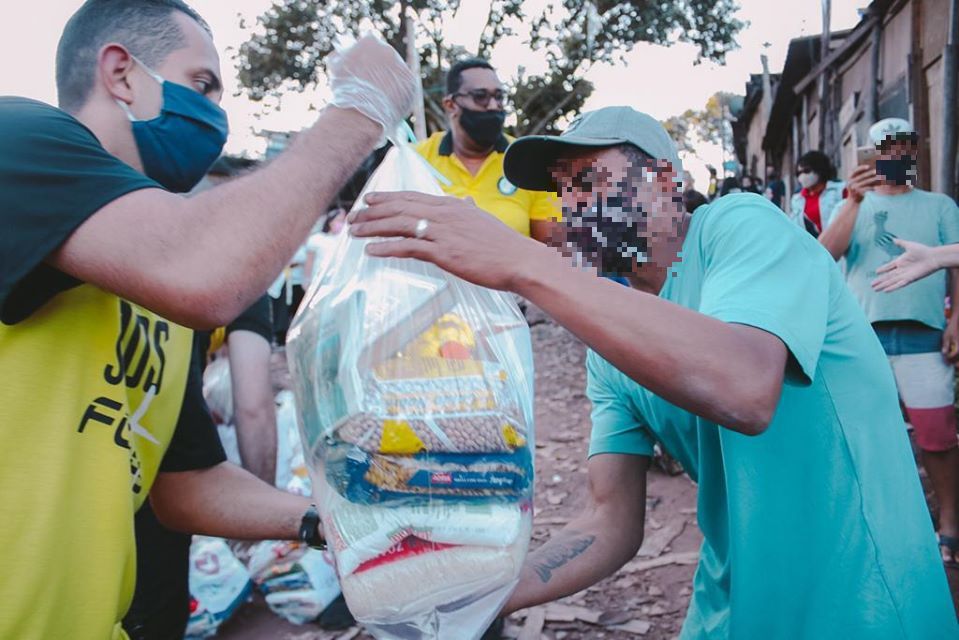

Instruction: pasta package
[287,142,535,639]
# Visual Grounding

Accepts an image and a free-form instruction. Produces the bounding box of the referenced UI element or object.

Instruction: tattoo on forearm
[532,534,596,583]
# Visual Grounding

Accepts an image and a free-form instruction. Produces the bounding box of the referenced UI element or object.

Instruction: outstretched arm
[503,454,650,614]
[50,37,414,329]
[872,239,959,292]
[150,462,311,541]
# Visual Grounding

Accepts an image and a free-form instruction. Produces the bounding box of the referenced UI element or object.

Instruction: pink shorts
[888,352,958,452]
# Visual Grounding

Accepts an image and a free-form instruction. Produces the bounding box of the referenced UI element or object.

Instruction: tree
[662,111,698,155]
[236,1,745,137]
[662,91,738,161]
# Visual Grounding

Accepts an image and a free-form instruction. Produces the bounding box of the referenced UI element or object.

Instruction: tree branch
[527,90,579,136]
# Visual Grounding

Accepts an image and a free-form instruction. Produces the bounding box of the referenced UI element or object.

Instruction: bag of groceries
[184,537,252,639]
[286,142,535,639]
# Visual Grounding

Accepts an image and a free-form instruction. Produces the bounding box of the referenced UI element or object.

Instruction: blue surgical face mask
[117,57,228,193]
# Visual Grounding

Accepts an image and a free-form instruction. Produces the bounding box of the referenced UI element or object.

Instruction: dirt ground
[218,307,959,640]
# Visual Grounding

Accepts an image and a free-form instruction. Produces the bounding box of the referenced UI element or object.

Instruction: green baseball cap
[503,106,683,191]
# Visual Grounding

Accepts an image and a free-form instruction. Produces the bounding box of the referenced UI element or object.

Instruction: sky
[0,0,867,186]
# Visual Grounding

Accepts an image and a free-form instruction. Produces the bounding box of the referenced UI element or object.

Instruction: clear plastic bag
[287,143,535,639]
[202,356,233,425]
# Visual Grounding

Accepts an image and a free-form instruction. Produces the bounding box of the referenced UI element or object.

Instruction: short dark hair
[56,0,210,113]
[446,57,495,95]
[683,189,708,213]
[796,150,836,181]
[719,176,741,196]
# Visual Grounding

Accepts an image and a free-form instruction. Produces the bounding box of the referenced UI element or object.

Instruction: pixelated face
[549,146,684,276]
[876,136,918,186]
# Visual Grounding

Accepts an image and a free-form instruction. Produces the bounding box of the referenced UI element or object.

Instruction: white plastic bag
[275,390,306,489]
[246,540,342,625]
[287,143,535,639]
[184,537,253,639]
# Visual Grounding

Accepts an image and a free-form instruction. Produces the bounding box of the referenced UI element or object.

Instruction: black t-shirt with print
[0,96,225,472]
[127,295,275,639]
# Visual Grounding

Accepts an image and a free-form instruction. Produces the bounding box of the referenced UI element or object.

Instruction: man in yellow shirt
[416,58,559,242]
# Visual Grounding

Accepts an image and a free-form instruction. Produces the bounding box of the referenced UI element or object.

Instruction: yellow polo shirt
[415,131,559,236]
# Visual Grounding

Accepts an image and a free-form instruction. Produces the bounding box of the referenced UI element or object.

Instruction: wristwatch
[298,503,326,550]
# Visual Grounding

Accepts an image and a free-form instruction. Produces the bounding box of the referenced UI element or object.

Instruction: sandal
[938,534,959,569]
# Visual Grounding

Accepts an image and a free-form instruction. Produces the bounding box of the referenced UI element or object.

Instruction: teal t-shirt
[842,188,959,330]
[587,193,957,639]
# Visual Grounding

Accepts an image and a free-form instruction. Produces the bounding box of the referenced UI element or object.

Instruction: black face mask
[458,107,506,148]
[875,155,916,185]
[562,189,650,276]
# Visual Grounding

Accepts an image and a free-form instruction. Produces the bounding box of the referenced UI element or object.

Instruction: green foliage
[662,91,738,158]
[236,1,745,136]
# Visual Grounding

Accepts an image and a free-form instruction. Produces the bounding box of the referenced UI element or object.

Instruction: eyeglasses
[452,89,510,108]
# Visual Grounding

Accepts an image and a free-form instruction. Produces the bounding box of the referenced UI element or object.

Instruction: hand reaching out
[871,239,942,292]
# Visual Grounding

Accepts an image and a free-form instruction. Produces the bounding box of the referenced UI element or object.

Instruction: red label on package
[354,536,457,574]
[431,472,453,484]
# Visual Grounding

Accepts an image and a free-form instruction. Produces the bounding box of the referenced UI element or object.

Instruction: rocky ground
[219,308,958,640]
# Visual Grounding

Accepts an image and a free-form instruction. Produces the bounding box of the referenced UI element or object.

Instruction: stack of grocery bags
[287,142,536,639]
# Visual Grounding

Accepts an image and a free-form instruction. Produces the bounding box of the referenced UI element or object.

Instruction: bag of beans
[287,142,534,639]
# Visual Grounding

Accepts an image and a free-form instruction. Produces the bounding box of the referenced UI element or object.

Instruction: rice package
[287,142,535,639]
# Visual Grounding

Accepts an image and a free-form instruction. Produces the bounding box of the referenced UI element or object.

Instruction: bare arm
[150,461,311,540]
[514,250,788,434]
[50,107,380,328]
[530,219,561,245]
[944,268,959,363]
[818,164,880,261]
[227,330,277,484]
[503,454,650,614]
[937,247,959,268]
[818,198,860,260]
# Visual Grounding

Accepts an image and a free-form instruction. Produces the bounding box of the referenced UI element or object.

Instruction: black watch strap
[298,503,325,549]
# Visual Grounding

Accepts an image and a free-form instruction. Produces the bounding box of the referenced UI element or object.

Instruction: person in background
[705,165,719,201]
[819,117,959,568]
[764,166,786,209]
[740,174,761,194]
[416,58,560,243]
[719,176,742,196]
[303,208,348,285]
[790,150,844,237]
[0,0,415,636]
[349,105,958,638]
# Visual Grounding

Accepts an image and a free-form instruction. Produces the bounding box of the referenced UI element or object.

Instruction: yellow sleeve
[528,189,562,221]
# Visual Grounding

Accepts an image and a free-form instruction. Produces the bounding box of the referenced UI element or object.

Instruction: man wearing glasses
[416,58,559,242]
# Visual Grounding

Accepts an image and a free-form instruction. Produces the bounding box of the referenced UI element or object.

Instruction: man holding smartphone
[820,118,959,568]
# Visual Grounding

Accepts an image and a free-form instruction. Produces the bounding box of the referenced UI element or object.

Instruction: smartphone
[856,145,878,167]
